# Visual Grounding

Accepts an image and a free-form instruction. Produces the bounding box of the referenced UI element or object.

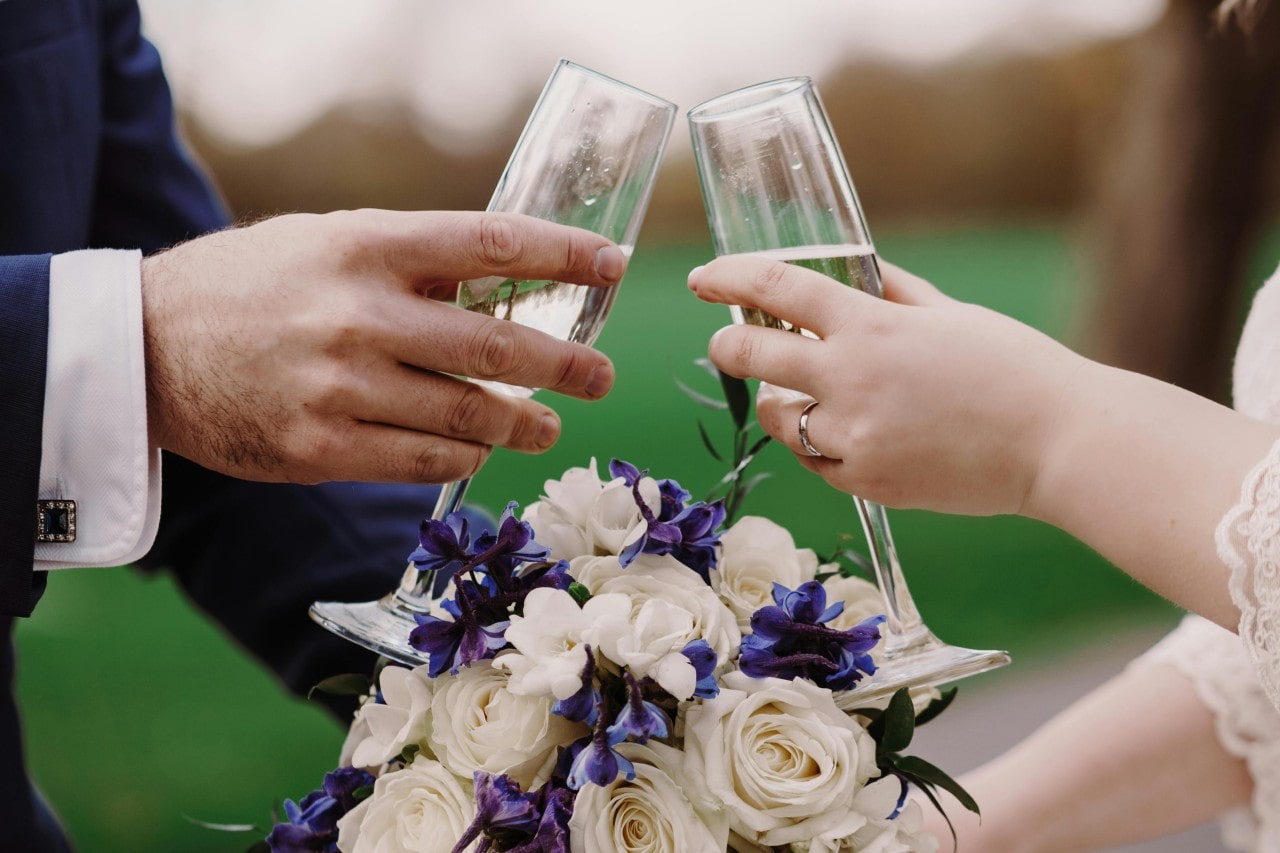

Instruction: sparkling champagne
[458,246,634,397]
[728,243,880,334]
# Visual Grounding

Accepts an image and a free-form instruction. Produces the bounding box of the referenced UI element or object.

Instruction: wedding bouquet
[264,440,975,853]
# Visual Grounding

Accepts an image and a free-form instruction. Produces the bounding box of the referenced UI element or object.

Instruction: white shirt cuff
[34,249,161,569]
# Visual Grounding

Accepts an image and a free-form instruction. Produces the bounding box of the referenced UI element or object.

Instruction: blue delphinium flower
[472,502,552,591]
[409,601,510,678]
[407,512,471,575]
[739,581,886,691]
[607,673,669,744]
[266,767,373,853]
[681,639,720,699]
[567,698,635,790]
[609,459,725,579]
[451,771,541,853]
[551,649,600,725]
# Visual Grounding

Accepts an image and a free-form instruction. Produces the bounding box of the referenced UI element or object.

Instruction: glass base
[835,634,1010,709]
[310,597,432,668]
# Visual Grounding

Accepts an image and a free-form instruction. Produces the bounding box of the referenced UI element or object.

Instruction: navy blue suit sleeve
[0,257,52,617]
[91,0,229,250]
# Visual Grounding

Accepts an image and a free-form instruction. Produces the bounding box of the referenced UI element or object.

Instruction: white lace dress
[1138,270,1280,850]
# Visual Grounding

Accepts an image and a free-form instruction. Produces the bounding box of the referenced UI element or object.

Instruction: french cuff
[34,249,161,569]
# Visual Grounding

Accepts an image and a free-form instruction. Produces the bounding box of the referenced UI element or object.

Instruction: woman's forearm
[1027,360,1280,629]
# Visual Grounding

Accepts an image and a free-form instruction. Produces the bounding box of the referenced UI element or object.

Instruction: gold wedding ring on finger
[798,400,824,458]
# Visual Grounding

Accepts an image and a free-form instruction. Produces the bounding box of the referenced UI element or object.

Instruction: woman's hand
[688,255,1086,517]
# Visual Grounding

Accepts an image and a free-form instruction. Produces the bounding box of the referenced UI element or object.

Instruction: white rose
[820,574,885,634]
[597,554,741,667]
[587,597,699,699]
[496,587,632,699]
[427,659,586,790]
[569,741,729,853]
[336,754,476,853]
[714,516,821,631]
[683,671,880,849]
[348,664,435,769]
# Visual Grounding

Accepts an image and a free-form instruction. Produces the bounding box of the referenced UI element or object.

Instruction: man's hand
[142,209,625,484]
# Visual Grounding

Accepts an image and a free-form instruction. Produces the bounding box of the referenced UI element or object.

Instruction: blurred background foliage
[16,0,1280,848]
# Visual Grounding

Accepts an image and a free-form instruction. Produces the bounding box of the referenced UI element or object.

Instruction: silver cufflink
[36,500,76,543]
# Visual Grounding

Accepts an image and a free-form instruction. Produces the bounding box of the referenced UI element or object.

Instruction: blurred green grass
[16,224,1192,851]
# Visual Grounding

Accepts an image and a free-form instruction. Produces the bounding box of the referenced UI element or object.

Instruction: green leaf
[719,370,750,430]
[568,582,593,606]
[911,777,960,851]
[307,672,372,701]
[737,471,773,504]
[895,754,981,816]
[352,784,374,802]
[675,378,729,411]
[397,743,421,765]
[914,686,958,727]
[747,433,772,457]
[182,815,261,834]
[876,688,917,755]
[697,420,724,463]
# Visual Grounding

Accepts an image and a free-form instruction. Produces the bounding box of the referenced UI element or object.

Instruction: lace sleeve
[1137,616,1280,850]
[1219,438,1280,714]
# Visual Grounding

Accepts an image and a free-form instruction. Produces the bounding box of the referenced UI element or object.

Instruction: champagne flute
[311,60,676,665]
[688,77,1009,700]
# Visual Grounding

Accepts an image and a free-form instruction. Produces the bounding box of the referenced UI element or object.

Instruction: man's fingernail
[586,364,614,399]
[596,246,626,282]
[536,413,560,449]
[687,265,705,291]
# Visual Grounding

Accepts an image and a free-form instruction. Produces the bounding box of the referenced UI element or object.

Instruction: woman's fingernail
[596,246,626,282]
[687,265,706,291]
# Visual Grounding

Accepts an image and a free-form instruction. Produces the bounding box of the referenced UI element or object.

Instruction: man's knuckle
[475,216,523,266]
[447,385,490,436]
[472,323,520,378]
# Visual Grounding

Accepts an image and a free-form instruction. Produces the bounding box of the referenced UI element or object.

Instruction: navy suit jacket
[0,1,450,848]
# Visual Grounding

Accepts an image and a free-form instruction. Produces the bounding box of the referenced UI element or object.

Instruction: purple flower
[739,581,885,691]
[607,673,669,743]
[407,512,472,575]
[681,639,720,699]
[551,649,600,725]
[567,710,635,790]
[409,608,510,678]
[452,772,541,853]
[266,767,373,853]
[506,783,575,853]
[472,503,551,590]
[609,458,725,578]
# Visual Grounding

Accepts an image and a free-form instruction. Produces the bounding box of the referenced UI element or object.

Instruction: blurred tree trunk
[1082,0,1280,402]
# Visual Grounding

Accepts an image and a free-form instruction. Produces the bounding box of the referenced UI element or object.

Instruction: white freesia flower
[427,659,586,790]
[520,459,662,560]
[683,671,880,849]
[794,784,938,853]
[569,741,729,853]
[348,664,435,769]
[587,475,659,557]
[588,597,699,699]
[596,553,741,667]
[336,754,476,853]
[567,553,627,593]
[496,587,632,700]
[714,516,821,631]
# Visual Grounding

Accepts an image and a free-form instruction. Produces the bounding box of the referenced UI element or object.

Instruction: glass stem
[852,496,932,653]
[390,477,474,612]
